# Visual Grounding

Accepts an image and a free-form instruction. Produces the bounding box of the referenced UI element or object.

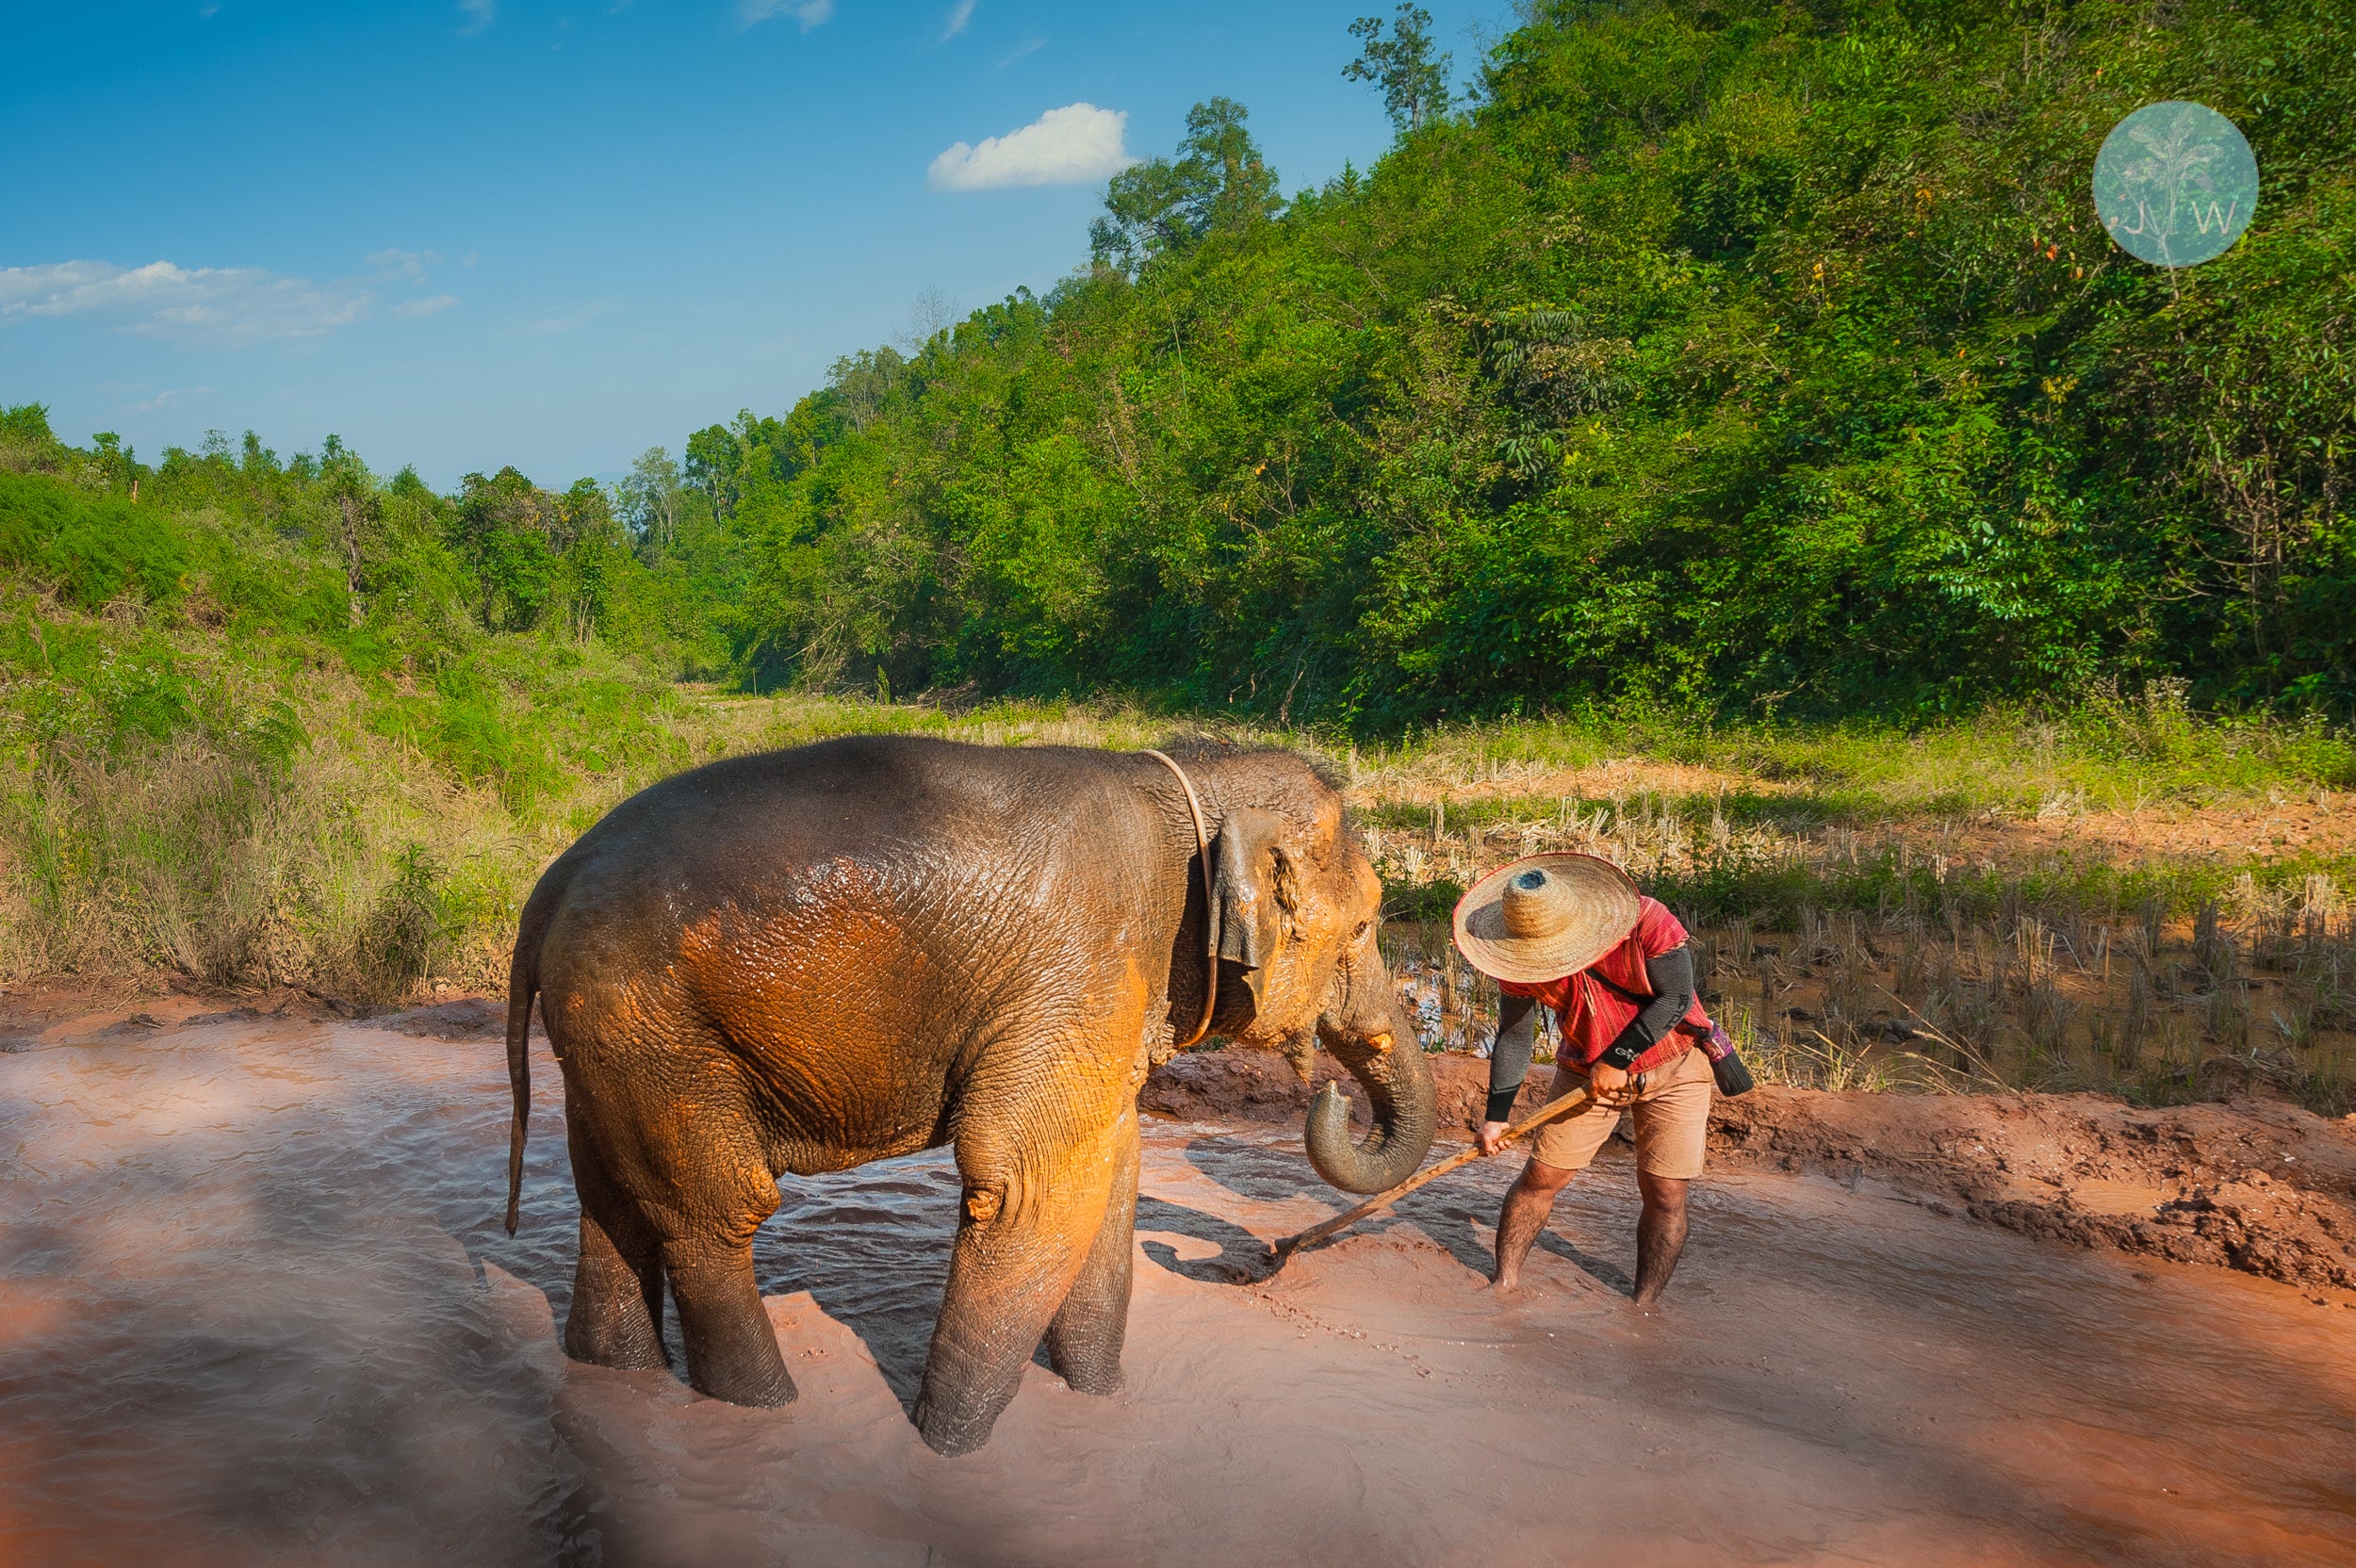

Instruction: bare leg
[1631,1170,1690,1308]
[1490,1157,1576,1292]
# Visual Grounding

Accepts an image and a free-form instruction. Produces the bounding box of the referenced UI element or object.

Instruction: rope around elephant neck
[1142,748,1218,1049]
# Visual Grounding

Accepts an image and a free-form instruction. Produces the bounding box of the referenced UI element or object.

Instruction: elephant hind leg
[663,1231,794,1408]
[564,1122,667,1372]
[1044,1107,1138,1397]
[564,1065,796,1409]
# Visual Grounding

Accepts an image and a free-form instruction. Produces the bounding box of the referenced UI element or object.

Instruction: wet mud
[6,1011,2356,1565]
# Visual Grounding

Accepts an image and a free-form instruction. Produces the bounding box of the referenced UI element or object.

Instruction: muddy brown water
[4,1021,2355,1566]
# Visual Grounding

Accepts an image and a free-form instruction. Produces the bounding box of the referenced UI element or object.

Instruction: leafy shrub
[349,842,450,1003]
[0,474,189,610]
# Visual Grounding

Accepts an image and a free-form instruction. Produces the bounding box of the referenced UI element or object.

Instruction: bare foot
[1483,1274,1524,1295]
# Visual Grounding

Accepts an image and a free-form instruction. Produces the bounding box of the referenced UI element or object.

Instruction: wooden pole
[1266,1084,1597,1263]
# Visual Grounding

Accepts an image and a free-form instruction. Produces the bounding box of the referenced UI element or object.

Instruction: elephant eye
[1351,920,1372,942]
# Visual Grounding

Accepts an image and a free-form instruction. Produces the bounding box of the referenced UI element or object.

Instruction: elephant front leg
[912,1123,1124,1456]
[1044,1107,1138,1396]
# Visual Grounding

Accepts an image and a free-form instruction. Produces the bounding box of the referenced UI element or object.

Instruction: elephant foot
[911,1392,998,1457]
[1056,1361,1126,1397]
[1045,1326,1126,1396]
[689,1359,798,1409]
[668,1249,797,1410]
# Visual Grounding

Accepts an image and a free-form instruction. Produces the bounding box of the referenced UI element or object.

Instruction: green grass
[7,474,2351,1091]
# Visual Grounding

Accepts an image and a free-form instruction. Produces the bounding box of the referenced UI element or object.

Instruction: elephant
[500,734,1435,1456]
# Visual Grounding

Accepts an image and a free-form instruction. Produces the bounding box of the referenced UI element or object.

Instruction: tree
[617,446,684,558]
[685,410,801,518]
[317,435,378,610]
[1344,4,1453,136]
[1088,97,1284,271]
[0,402,64,474]
[552,477,629,641]
[89,432,136,492]
[684,424,744,520]
[449,467,558,631]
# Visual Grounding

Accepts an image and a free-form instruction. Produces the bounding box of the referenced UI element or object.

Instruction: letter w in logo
[2190,199,2239,235]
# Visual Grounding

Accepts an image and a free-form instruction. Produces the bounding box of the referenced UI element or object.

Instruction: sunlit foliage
[695,0,2355,727]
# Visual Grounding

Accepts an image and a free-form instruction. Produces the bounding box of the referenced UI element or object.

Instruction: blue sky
[3,0,1504,487]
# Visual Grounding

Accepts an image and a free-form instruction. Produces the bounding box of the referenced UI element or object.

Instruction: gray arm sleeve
[1598,945,1696,1070]
[1484,994,1539,1122]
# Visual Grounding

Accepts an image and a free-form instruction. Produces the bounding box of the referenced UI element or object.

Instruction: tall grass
[8,571,2354,1123]
[1352,701,2356,1114]
[0,671,1226,1002]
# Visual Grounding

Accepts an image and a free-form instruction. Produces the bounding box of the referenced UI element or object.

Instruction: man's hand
[1477,1120,1511,1155]
[1587,1061,1637,1108]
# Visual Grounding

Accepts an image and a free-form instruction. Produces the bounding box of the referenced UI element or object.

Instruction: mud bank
[1143,1046,2356,1295]
[7,1006,2356,1564]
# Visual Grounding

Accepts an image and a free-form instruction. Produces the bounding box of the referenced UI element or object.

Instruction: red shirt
[1497,897,1710,1075]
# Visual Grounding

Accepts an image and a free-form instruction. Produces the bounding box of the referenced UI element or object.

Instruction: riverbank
[6,1009,2354,1566]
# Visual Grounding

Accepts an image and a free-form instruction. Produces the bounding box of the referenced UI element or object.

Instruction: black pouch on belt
[1695,1022,1755,1097]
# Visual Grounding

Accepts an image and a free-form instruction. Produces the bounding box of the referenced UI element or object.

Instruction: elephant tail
[503,936,538,1236]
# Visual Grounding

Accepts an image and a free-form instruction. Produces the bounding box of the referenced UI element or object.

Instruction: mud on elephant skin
[500,734,1435,1455]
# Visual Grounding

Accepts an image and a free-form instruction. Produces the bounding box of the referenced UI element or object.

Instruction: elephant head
[1193,758,1437,1194]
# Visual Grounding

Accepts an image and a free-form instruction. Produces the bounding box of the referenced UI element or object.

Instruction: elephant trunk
[1303,995,1437,1195]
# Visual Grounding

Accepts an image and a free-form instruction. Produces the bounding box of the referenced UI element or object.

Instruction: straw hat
[1451,853,1642,985]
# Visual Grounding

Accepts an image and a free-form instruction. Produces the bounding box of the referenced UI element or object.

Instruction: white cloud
[927,103,1132,192]
[458,0,495,35]
[941,0,974,40]
[0,260,374,345]
[366,247,443,282]
[392,294,459,319]
[739,0,831,29]
[996,35,1043,68]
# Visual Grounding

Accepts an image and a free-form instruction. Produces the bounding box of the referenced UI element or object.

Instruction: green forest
[701,0,2356,726]
[14,0,2356,733]
[5,0,2354,999]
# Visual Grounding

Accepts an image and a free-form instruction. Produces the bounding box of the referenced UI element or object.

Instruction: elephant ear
[1211,807,1295,1017]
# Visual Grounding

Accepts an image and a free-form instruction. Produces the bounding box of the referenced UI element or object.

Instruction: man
[1451,853,1721,1309]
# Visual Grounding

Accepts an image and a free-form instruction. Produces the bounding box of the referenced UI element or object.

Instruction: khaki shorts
[1529,1043,1713,1180]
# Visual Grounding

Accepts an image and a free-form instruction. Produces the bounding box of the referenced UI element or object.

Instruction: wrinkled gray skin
[503,736,1434,1455]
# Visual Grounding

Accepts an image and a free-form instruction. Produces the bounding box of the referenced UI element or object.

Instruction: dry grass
[0,688,1268,1004]
[1373,884,2356,1114]
[8,685,2353,1119]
